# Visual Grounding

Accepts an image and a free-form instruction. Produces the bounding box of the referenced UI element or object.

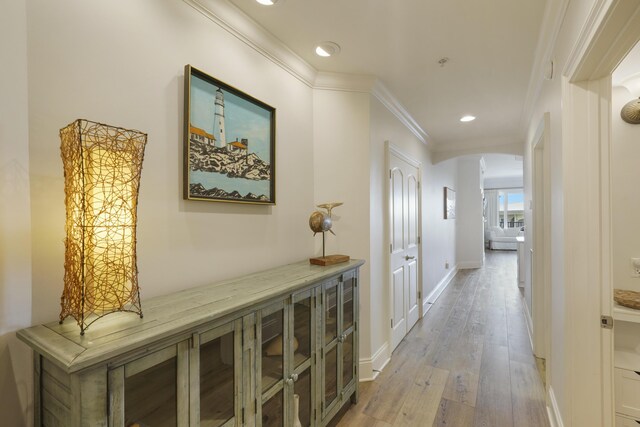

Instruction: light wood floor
[335,250,550,427]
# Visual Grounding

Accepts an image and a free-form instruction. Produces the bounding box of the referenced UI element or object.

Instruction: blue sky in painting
[190,74,271,161]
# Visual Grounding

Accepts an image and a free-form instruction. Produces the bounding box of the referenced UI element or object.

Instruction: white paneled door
[389,150,420,351]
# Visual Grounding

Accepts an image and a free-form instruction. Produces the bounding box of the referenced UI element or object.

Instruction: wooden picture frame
[184,65,276,204]
[444,187,455,219]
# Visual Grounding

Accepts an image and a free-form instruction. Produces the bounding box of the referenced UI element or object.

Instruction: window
[498,190,524,228]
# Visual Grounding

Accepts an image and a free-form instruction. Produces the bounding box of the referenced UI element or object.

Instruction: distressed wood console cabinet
[18,259,364,427]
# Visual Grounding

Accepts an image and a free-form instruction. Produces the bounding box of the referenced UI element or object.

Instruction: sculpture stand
[309,232,349,266]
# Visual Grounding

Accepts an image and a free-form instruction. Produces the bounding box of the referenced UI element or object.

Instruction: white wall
[523,1,601,423]
[312,88,372,368]
[0,0,33,424]
[611,84,640,293]
[456,156,484,268]
[26,0,316,326]
[369,97,457,371]
[422,158,458,299]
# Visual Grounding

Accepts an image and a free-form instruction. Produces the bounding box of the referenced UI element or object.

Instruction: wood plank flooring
[335,250,549,427]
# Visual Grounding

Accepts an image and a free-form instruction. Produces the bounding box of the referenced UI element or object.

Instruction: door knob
[405,255,415,261]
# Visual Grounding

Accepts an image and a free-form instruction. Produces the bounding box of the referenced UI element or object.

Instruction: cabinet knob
[405,255,415,261]
[285,377,294,386]
[292,373,299,382]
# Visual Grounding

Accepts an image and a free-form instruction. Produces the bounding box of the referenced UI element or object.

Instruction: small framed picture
[184,65,276,204]
[444,187,455,219]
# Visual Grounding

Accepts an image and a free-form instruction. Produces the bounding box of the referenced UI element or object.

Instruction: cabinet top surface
[17,259,364,373]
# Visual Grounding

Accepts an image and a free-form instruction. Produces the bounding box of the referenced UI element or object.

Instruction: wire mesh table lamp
[59,119,147,334]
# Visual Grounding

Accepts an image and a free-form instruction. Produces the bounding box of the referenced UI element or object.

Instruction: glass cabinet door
[322,279,340,413]
[198,320,240,427]
[340,273,357,392]
[261,304,285,394]
[259,289,317,427]
[321,272,358,420]
[121,344,185,427]
[260,302,286,427]
[291,289,314,427]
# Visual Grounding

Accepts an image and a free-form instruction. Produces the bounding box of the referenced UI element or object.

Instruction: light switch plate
[631,258,640,277]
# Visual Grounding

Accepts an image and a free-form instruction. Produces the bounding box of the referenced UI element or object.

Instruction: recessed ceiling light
[460,115,476,122]
[315,42,341,57]
[256,0,278,5]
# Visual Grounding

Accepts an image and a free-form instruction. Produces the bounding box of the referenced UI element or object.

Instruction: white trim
[520,0,570,133]
[313,71,377,93]
[531,112,551,364]
[457,261,483,269]
[386,142,423,351]
[359,342,391,382]
[426,266,457,304]
[522,296,534,351]
[184,0,429,148]
[184,0,316,86]
[372,81,429,145]
[547,387,564,427]
[388,143,422,168]
[563,0,614,80]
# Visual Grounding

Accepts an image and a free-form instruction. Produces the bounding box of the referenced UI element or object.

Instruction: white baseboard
[422,266,458,314]
[457,261,483,269]
[547,386,564,427]
[359,342,391,382]
[523,298,534,351]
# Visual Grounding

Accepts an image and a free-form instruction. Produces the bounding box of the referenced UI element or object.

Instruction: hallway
[336,251,549,426]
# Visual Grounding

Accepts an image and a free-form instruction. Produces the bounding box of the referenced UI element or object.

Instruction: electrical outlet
[445,261,449,269]
[631,258,640,277]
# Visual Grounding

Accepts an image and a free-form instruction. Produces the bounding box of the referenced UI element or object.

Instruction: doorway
[387,144,421,351]
[530,112,551,389]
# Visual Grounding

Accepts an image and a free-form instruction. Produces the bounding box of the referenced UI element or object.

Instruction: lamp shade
[59,119,147,334]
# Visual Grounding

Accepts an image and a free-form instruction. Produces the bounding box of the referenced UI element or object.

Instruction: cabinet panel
[200,331,235,427]
[615,367,640,419]
[125,352,178,426]
[324,345,338,408]
[343,278,354,331]
[262,306,285,393]
[262,389,284,427]
[324,281,339,344]
[342,331,354,389]
[294,367,312,427]
[294,293,313,369]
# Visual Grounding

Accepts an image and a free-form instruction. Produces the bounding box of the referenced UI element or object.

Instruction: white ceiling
[482,153,523,180]
[228,0,547,148]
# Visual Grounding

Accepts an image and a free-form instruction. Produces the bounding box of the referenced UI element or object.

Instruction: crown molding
[371,80,429,145]
[565,0,640,82]
[313,71,377,93]
[184,0,428,145]
[563,0,614,81]
[184,0,317,87]
[520,0,570,136]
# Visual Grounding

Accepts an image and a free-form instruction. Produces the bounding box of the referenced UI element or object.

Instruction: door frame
[562,1,640,425]
[530,112,551,389]
[385,141,423,350]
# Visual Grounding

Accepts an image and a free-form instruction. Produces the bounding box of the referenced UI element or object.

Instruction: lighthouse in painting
[213,88,226,148]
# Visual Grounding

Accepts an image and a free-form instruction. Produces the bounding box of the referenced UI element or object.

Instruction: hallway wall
[523,1,606,424]
[369,96,458,372]
[611,83,640,293]
[0,0,33,424]
[456,156,485,268]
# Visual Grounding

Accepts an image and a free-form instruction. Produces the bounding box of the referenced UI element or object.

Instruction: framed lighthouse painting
[183,64,276,204]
